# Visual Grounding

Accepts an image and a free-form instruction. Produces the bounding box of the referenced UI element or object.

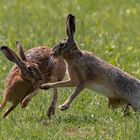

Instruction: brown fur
[0,43,66,118]
[40,14,140,113]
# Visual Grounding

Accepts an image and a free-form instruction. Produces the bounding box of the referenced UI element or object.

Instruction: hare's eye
[60,43,65,48]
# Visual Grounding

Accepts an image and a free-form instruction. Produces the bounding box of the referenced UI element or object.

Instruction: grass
[0,0,140,139]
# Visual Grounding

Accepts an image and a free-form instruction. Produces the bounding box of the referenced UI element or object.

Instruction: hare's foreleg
[47,88,58,118]
[21,91,37,108]
[3,104,17,118]
[59,82,84,111]
[40,80,75,89]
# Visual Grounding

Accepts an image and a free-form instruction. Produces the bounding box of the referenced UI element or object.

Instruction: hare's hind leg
[0,95,8,112]
[47,88,58,119]
[3,104,17,118]
[108,98,119,109]
[21,91,37,108]
[108,98,128,109]
[130,102,140,112]
[128,95,140,112]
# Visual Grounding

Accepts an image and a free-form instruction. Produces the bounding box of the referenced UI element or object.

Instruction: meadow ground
[0,0,140,139]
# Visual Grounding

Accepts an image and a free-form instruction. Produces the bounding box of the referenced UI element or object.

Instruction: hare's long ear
[1,46,26,70]
[16,41,27,62]
[66,14,75,41]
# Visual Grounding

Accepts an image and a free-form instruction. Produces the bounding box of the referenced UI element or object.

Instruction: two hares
[41,14,140,112]
[0,41,66,118]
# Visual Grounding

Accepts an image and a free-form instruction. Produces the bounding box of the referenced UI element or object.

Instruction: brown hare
[0,41,66,118]
[40,14,140,113]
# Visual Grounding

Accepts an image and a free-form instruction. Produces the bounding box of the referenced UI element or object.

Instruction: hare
[40,14,140,113]
[0,41,66,118]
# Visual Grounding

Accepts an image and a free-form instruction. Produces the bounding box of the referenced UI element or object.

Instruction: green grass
[0,0,140,139]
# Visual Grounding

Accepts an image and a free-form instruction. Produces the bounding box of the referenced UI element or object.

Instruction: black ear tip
[68,13,73,16]
[67,14,75,18]
[1,46,8,51]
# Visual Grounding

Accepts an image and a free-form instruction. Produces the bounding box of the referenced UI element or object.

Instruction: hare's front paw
[59,104,70,111]
[40,84,51,90]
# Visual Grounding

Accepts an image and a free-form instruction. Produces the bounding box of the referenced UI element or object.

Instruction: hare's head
[52,14,78,58]
[1,41,43,82]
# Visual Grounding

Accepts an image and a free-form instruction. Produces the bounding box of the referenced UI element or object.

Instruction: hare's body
[65,50,140,110]
[26,46,65,83]
[41,14,140,112]
[0,44,66,118]
[5,66,34,104]
[67,51,140,96]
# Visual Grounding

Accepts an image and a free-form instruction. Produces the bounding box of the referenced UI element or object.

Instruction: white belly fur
[88,83,115,97]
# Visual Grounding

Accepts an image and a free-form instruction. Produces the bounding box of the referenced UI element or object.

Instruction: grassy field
[0,0,140,139]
